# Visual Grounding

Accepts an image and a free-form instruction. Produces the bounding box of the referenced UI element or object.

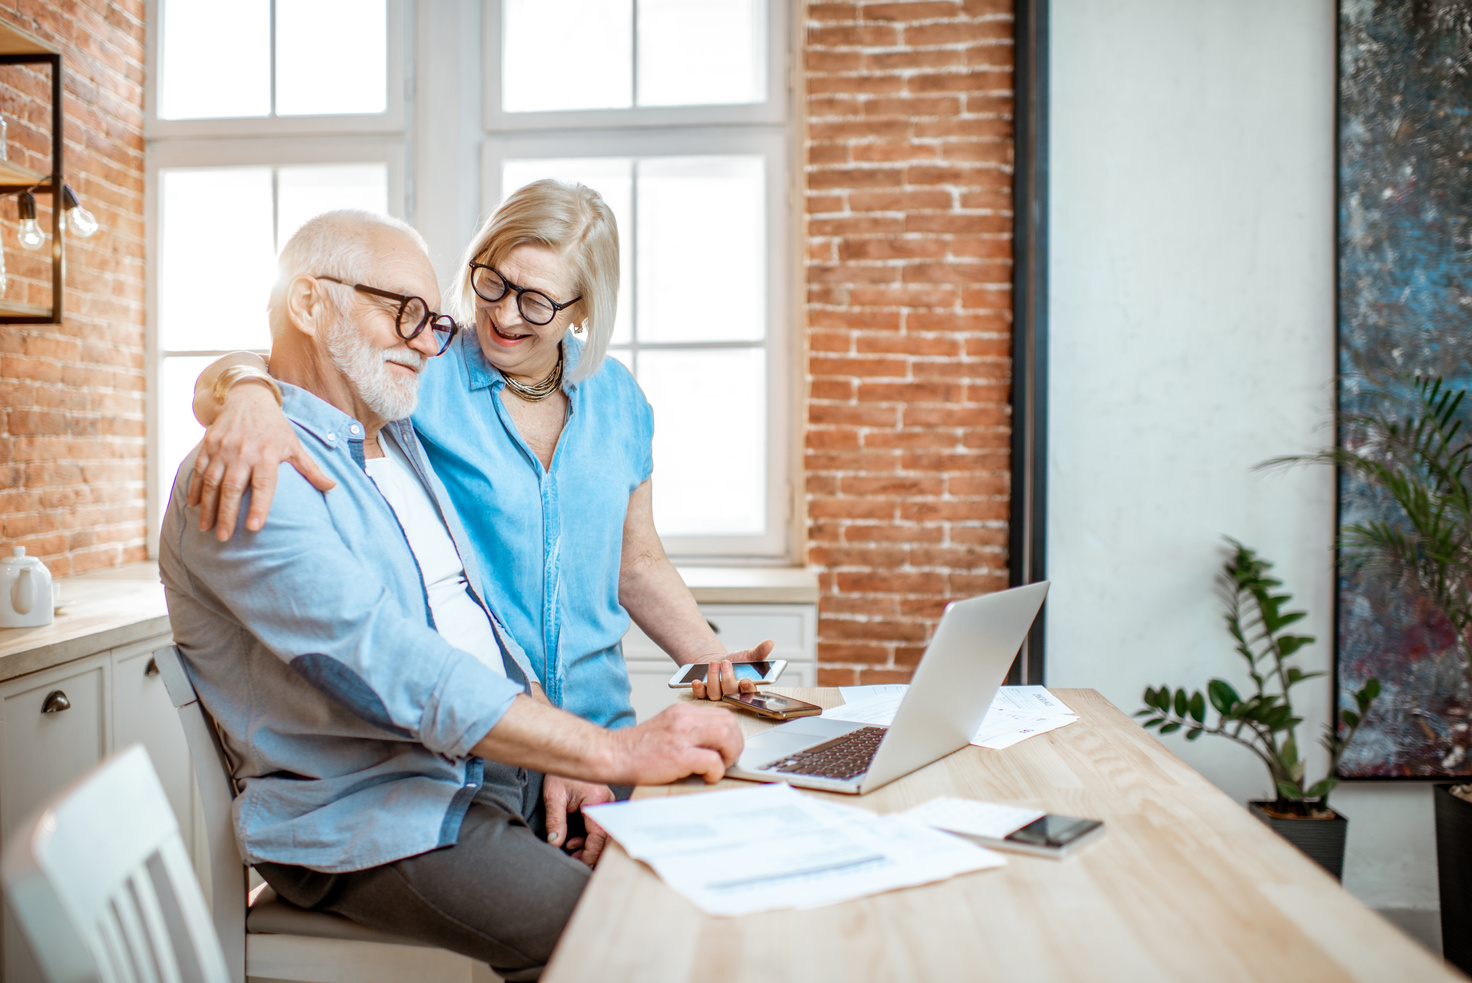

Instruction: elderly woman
[191,179,769,735]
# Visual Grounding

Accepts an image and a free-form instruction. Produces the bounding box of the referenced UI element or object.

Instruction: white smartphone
[666,660,787,689]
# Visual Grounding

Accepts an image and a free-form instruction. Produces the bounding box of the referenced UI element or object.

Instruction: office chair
[1,744,232,983]
[151,646,485,983]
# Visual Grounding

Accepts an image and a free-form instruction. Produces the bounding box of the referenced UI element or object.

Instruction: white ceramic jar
[1,547,53,628]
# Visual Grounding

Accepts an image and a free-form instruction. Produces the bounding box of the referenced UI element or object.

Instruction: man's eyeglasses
[468,262,581,327]
[315,275,460,356]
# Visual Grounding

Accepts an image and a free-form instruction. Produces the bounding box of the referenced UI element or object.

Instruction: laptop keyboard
[764,726,888,781]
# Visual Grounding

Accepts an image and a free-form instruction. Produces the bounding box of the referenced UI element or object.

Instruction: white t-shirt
[365,435,506,678]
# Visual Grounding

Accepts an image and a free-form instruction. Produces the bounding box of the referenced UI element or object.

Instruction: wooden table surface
[543,687,1459,983]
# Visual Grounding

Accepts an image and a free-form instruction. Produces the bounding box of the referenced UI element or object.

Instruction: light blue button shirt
[413,332,653,730]
[159,384,537,873]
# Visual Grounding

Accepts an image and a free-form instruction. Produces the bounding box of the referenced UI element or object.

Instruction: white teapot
[1,547,54,628]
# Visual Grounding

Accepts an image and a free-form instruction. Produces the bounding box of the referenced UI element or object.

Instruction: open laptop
[728,581,1049,794]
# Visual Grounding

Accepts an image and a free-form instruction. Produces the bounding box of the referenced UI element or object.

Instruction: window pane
[502,158,633,344]
[277,164,390,245]
[638,0,765,107]
[158,0,270,119]
[503,0,632,112]
[637,156,764,343]
[159,168,275,352]
[276,0,388,116]
[639,348,765,536]
[159,356,214,509]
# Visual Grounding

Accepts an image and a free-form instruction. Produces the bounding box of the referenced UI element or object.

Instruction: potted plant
[1137,538,1380,879]
[1280,375,1472,969]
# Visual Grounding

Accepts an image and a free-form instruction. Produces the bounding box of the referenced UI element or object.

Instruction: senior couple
[161,181,768,980]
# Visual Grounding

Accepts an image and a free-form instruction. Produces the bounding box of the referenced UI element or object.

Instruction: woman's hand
[688,640,777,701]
[187,385,336,540]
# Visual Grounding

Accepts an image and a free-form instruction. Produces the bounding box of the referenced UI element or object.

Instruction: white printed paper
[989,685,1076,718]
[902,797,1045,839]
[970,708,1078,749]
[839,684,910,702]
[822,691,907,726]
[585,784,1004,917]
[822,686,1080,749]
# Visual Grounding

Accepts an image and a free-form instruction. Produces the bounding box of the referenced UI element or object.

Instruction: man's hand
[688,639,777,701]
[473,696,744,788]
[603,703,744,786]
[543,775,615,867]
[187,385,335,539]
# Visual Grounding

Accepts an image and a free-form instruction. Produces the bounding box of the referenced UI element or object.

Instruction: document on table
[823,685,1079,749]
[584,783,1005,917]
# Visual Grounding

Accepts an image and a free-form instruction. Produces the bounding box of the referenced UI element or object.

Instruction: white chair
[1,743,233,983]
[151,646,486,983]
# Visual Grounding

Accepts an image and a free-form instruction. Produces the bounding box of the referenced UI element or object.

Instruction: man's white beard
[325,317,425,422]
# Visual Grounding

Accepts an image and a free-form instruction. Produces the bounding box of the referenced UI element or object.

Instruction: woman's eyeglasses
[315,275,460,356]
[468,262,581,326]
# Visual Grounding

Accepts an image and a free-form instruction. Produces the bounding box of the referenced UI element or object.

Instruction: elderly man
[158,210,743,982]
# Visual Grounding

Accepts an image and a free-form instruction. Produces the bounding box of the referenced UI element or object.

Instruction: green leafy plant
[1137,538,1380,817]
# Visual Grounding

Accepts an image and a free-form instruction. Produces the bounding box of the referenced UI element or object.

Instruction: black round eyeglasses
[315,275,460,356]
[468,262,582,327]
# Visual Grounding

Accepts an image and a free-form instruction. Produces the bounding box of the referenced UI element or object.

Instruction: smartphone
[970,815,1105,860]
[667,660,788,689]
[720,691,823,720]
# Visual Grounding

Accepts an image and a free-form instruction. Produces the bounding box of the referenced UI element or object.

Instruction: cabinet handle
[706,619,720,635]
[41,690,70,714]
[144,657,160,677]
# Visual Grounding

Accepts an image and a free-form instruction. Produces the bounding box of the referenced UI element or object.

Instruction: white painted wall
[1048,0,1437,912]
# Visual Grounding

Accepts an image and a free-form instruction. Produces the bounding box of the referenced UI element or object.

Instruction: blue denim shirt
[413,332,653,730]
[159,383,537,873]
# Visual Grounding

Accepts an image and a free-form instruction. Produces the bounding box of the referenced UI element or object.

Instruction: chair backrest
[152,645,248,983]
[1,744,231,983]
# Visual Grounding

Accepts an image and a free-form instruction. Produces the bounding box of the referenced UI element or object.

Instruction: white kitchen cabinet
[0,627,204,982]
[0,652,110,983]
[622,603,817,721]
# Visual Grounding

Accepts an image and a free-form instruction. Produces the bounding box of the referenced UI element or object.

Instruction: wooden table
[543,688,1460,983]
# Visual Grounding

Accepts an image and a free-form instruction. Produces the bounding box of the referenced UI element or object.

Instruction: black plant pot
[1434,784,1472,974]
[1247,801,1347,881]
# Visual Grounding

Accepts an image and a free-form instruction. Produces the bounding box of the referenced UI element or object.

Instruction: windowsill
[676,566,818,605]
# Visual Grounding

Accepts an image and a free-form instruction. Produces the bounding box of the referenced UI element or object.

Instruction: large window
[146,0,405,551]
[489,0,792,557]
[147,0,792,561]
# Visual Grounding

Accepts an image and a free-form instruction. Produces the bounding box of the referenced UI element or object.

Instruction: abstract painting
[1337,0,1472,777]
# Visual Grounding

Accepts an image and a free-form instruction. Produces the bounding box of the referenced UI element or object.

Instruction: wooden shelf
[0,23,57,56]
[0,299,55,319]
[0,18,61,322]
[0,159,45,191]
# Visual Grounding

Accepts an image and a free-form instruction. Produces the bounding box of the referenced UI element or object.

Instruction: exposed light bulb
[61,185,97,238]
[16,192,44,251]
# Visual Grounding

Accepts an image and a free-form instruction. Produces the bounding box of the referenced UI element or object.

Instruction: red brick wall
[804,0,1014,685]
[0,1,146,577]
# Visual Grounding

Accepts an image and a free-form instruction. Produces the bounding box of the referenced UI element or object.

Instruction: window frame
[482,0,789,133]
[145,0,410,141]
[144,0,411,556]
[485,128,792,558]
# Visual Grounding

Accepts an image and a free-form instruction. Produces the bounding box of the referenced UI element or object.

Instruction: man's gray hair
[267,210,429,340]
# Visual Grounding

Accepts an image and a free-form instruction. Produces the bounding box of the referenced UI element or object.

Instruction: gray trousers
[257,772,591,982]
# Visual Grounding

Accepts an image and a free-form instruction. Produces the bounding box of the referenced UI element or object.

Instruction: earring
[574,321,585,334]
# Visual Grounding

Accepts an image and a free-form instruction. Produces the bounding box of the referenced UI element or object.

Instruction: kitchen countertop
[0,561,168,683]
[0,560,816,684]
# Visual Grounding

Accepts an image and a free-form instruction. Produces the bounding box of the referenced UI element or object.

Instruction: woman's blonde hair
[453,179,619,383]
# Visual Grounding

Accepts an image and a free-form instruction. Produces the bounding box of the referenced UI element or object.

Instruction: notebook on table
[727,581,1050,795]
